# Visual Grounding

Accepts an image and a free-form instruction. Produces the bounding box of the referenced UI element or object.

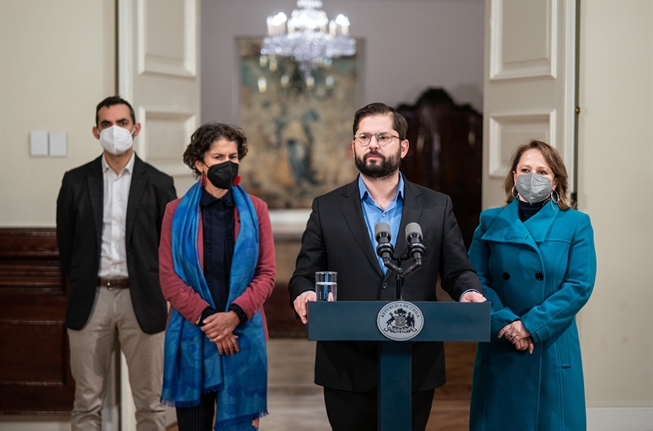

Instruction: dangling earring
[511,186,519,198]
[551,190,559,204]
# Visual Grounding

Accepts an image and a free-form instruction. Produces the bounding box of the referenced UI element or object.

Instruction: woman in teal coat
[469,140,596,430]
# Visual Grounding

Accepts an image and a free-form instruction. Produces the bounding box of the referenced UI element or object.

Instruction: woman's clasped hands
[498,320,534,354]
[201,311,241,356]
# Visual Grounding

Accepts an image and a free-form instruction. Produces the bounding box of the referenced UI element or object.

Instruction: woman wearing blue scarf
[158,123,276,430]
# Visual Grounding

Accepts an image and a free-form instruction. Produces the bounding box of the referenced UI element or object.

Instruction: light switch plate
[49,131,67,157]
[30,131,48,156]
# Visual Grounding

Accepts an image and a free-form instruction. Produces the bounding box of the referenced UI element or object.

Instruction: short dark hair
[183,122,249,177]
[95,96,136,126]
[504,140,574,210]
[352,102,408,140]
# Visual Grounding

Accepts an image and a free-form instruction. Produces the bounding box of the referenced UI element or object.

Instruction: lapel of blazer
[339,179,385,277]
[87,156,104,251]
[126,155,148,245]
[393,179,423,280]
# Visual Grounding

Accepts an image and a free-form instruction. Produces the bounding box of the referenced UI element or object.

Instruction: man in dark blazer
[56,96,176,431]
[289,102,486,431]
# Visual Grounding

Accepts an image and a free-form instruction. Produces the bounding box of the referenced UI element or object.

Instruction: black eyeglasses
[354,132,400,147]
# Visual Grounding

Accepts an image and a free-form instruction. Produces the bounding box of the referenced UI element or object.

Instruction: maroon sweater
[159,193,276,338]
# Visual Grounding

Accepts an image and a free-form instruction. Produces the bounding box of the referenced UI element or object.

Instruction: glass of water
[315,271,337,301]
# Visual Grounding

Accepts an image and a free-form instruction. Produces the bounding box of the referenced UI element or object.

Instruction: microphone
[374,222,394,262]
[405,222,425,263]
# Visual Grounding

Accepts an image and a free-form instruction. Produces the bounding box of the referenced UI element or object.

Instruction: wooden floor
[428,400,471,431]
[167,286,476,430]
[167,339,474,431]
[29,280,474,430]
[429,341,474,430]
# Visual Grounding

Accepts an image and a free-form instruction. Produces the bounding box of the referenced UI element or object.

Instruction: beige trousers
[68,286,166,431]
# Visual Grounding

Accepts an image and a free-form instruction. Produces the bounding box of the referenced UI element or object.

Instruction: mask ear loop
[198,159,209,188]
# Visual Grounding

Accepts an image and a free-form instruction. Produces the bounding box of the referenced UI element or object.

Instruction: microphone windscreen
[374,222,391,240]
[405,222,423,241]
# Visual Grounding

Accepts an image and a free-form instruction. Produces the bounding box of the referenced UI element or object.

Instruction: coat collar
[339,179,381,275]
[87,156,104,251]
[396,179,423,256]
[482,199,559,245]
[126,155,149,243]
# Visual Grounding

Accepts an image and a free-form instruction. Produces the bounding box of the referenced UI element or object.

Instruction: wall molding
[488,109,555,178]
[137,0,197,78]
[587,407,653,431]
[489,0,557,81]
[136,106,197,176]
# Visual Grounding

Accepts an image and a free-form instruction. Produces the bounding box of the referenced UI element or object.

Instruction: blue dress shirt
[358,174,405,275]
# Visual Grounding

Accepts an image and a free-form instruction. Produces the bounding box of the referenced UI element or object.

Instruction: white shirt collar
[101,151,136,176]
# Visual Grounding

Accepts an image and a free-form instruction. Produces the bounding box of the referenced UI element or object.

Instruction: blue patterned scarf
[161,181,268,430]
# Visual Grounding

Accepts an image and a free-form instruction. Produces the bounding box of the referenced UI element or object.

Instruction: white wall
[0,0,116,227]
[200,0,485,124]
[0,1,114,428]
[577,0,653,427]
[0,1,180,425]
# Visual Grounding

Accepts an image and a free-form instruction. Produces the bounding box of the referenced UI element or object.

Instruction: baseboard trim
[587,407,653,431]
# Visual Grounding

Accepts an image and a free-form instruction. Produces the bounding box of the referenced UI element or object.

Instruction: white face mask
[99,125,134,155]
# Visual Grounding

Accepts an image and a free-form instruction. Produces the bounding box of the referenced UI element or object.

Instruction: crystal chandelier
[262,0,356,80]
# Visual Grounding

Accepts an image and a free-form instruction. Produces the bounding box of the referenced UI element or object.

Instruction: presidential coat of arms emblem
[377,301,424,341]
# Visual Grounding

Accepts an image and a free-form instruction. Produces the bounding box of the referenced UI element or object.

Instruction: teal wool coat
[468,199,596,431]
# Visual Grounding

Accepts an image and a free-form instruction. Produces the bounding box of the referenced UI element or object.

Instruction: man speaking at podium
[289,102,486,431]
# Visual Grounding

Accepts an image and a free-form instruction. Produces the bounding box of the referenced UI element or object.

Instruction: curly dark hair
[183,122,249,177]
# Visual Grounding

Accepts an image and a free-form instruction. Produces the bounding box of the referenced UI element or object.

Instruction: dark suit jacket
[288,176,482,392]
[56,154,177,334]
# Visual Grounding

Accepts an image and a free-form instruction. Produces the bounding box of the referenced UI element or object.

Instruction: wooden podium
[307,301,490,431]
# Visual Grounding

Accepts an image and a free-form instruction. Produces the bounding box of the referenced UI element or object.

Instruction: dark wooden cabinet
[0,228,74,414]
[397,88,483,249]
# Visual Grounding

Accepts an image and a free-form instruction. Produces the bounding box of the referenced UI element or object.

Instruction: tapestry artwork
[237,37,359,209]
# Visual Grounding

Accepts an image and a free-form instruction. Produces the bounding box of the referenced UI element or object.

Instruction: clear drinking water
[315,271,337,301]
[316,281,337,301]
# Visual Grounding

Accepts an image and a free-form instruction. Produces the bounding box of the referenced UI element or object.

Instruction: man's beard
[354,146,402,179]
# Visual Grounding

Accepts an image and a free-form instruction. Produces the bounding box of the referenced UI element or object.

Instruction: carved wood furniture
[397,88,483,249]
[0,228,75,414]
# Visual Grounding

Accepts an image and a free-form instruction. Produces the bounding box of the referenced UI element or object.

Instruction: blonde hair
[503,140,575,210]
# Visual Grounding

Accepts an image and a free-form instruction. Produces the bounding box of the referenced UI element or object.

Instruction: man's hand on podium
[293,291,317,324]
[460,291,487,302]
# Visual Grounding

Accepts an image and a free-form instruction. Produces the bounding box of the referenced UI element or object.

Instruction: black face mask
[205,160,238,190]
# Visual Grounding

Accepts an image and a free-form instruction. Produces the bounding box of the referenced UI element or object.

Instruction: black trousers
[176,392,217,431]
[323,387,435,431]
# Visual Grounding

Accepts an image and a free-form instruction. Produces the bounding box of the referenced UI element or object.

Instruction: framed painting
[236,37,360,210]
